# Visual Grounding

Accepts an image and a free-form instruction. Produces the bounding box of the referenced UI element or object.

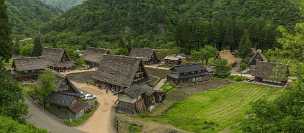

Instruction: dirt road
[72,81,118,133]
[26,99,84,133]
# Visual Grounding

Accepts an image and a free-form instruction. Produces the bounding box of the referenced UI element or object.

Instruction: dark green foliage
[0,115,47,133]
[241,65,304,132]
[191,45,217,65]
[6,0,60,37]
[32,34,43,56]
[214,59,231,78]
[0,71,27,121]
[35,70,56,105]
[239,30,252,58]
[0,0,11,66]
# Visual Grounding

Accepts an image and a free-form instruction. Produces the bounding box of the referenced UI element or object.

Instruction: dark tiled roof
[12,57,49,71]
[168,64,210,79]
[254,61,289,82]
[124,83,153,98]
[129,48,154,61]
[93,55,141,88]
[170,64,203,73]
[83,48,110,64]
[47,93,86,113]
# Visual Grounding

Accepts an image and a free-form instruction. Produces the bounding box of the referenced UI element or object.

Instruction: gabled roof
[41,48,73,67]
[254,61,289,82]
[129,48,155,61]
[13,57,49,71]
[249,49,268,65]
[124,83,153,98]
[170,64,203,73]
[93,55,142,88]
[83,47,110,64]
[47,93,87,113]
[218,50,237,66]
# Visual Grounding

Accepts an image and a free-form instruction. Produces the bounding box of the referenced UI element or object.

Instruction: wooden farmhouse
[82,47,110,68]
[12,57,49,80]
[218,50,237,66]
[93,55,165,114]
[41,48,74,72]
[253,61,289,85]
[129,48,160,64]
[167,64,211,84]
[164,55,183,65]
[249,49,268,66]
[47,77,93,120]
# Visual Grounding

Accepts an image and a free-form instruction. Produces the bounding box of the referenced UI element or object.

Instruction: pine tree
[239,30,252,58]
[32,34,43,56]
[0,0,11,66]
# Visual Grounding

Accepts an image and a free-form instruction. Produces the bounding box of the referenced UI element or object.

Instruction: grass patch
[161,82,175,93]
[228,75,247,82]
[64,102,99,127]
[153,82,284,133]
[128,124,142,133]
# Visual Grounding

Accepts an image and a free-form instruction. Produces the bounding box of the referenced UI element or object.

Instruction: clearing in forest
[153,82,284,133]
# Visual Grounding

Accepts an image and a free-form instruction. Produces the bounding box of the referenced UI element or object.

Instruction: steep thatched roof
[93,55,142,88]
[41,48,73,68]
[254,61,289,82]
[249,49,268,65]
[218,50,237,66]
[129,48,155,61]
[124,83,153,98]
[47,93,87,113]
[12,57,49,71]
[83,48,110,64]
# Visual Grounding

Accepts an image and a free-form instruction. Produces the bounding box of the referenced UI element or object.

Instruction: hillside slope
[39,0,84,12]
[7,0,60,37]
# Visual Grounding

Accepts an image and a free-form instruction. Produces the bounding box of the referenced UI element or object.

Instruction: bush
[228,75,247,82]
[161,82,175,93]
[214,59,231,78]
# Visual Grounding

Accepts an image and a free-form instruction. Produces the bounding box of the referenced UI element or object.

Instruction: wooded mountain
[42,0,303,50]
[7,0,60,37]
[39,0,84,12]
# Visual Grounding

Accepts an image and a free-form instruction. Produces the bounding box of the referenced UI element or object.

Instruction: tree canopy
[0,0,11,66]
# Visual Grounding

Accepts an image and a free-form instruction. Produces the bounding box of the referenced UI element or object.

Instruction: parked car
[80,91,96,100]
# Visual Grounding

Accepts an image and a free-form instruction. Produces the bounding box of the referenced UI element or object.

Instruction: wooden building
[93,55,164,114]
[253,61,289,85]
[82,47,110,68]
[167,64,211,84]
[42,48,74,72]
[164,55,183,65]
[249,49,268,66]
[129,48,159,64]
[218,50,237,66]
[12,57,49,80]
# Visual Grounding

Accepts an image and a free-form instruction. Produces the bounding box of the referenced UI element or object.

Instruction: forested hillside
[42,0,303,52]
[39,0,84,12]
[7,0,60,38]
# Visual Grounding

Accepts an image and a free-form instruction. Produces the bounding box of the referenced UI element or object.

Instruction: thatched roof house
[254,61,289,84]
[93,55,162,114]
[82,48,110,67]
[249,49,268,66]
[164,55,184,65]
[218,50,237,66]
[167,64,211,84]
[42,48,74,71]
[12,57,49,80]
[129,48,159,64]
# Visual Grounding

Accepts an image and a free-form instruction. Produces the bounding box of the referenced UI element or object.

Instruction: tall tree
[239,30,252,58]
[191,45,217,65]
[32,34,43,56]
[0,0,11,67]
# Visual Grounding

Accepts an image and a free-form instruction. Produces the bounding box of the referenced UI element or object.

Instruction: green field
[154,82,284,133]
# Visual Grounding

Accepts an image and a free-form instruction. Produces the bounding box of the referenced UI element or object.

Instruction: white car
[80,91,96,100]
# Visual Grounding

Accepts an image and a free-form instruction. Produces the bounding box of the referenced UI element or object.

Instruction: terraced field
[154,82,284,133]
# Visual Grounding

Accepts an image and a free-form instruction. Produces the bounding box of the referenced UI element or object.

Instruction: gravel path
[72,81,118,133]
[26,99,84,133]
[153,78,167,91]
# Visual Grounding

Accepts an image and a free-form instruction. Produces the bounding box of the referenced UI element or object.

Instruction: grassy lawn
[152,82,284,133]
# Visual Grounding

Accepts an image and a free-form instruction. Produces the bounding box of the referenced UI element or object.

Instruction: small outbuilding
[218,50,237,66]
[12,57,49,80]
[253,61,289,85]
[42,48,74,72]
[129,48,159,65]
[249,49,268,66]
[164,55,184,65]
[82,47,110,68]
[167,64,211,84]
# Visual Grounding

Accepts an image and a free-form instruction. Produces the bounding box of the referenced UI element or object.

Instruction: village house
[47,76,95,120]
[167,64,211,84]
[41,48,74,72]
[248,49,268,66]
[129,48,160,64]
[82,47,110,68]
[164,55,184,65]
[93,55,164,114]
[218,50,237,66]
[253,61,289,85]
[12,57,49,80]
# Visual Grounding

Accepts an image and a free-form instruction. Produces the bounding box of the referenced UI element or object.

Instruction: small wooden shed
[254,61,289,85]
[129,48,159,65]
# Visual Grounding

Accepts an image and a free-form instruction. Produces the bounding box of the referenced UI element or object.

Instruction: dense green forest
[41,0,303,53]
[39,0,85,12]
[7,0,60,38]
